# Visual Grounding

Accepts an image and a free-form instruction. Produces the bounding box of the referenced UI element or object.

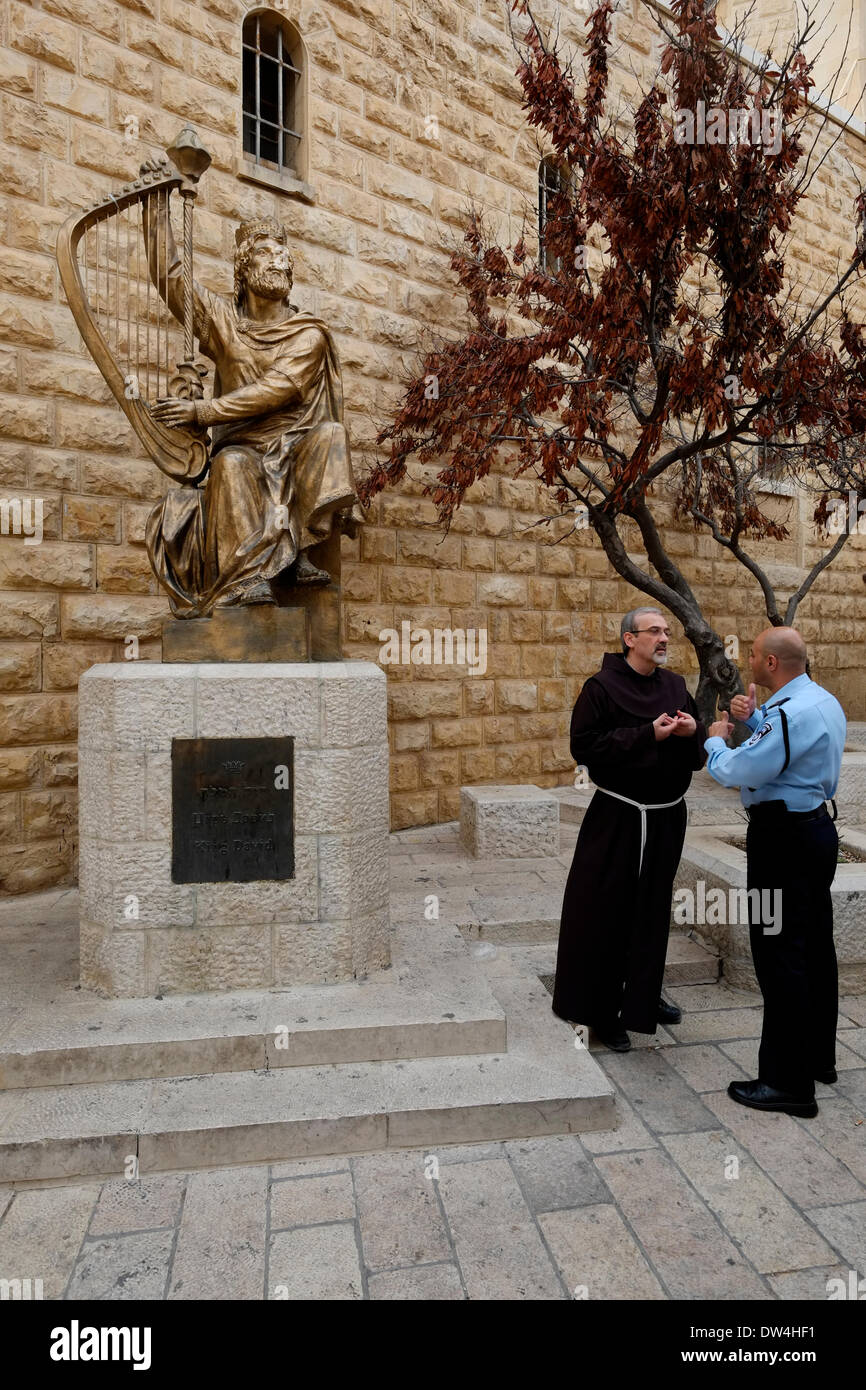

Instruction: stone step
[664,931,721,985]
[0,953,615,1183]
[0,1050,614,1185]
[551,786,591,825]
[459,917,719,983]
[453,867,721,985]
[459,904,562,943]
[0,919,506,1091]
[835,752,866,817]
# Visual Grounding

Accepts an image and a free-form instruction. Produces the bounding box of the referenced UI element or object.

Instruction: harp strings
[80,185,185,406]
[164,188,170,396]
[134,201,140,401]
[157,187,163,399]
[162,188,168,397]
[145,200,151,402]
[125,203,132,390]
[114,199,120,369]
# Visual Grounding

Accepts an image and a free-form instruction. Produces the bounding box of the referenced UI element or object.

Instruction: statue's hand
[151,398,196,428]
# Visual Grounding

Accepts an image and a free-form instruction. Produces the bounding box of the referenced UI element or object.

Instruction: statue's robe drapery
[146,273,361,616]
[552,653,706,1033]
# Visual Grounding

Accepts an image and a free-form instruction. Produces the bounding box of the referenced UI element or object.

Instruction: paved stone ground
[2,977,864,1301]
[2,818,864,1300]
[388,817,582,936]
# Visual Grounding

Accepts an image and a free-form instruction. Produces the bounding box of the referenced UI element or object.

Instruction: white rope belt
[595,786,686,876]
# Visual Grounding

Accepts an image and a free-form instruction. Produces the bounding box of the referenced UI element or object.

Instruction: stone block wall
[0,0,865,895]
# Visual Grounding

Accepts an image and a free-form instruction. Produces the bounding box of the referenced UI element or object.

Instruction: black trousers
[746,806,838,1095]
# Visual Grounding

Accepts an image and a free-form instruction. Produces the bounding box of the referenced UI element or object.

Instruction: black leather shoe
[591,1022,631,1052]
[658,996,682,1025]
[728,1079,817,1118]
[815,1068,838,1085]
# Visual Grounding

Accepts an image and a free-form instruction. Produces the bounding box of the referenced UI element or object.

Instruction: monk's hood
[593,651,686,719]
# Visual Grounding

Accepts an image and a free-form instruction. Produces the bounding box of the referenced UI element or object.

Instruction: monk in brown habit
[142,208,363,616]
[552,608,707,1050]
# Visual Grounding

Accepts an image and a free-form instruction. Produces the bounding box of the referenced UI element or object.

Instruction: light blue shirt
[704,673,846,811]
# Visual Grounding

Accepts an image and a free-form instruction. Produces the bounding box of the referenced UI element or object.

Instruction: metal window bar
[242,13,301,173]
[539,159,562,273]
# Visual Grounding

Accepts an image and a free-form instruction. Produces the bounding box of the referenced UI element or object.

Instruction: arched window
[538,157,563,273]
[242,11,302,176]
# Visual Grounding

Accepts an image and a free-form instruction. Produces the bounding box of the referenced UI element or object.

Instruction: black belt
[746,800,829,823]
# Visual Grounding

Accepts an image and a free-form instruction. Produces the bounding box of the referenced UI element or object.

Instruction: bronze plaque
[171,737,294,883]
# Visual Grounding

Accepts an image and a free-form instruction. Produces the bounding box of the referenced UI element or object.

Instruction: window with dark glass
[242,12,302,174]
[538,157,563,274]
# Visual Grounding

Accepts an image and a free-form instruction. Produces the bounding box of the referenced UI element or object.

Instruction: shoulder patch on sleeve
[745,721,773,747]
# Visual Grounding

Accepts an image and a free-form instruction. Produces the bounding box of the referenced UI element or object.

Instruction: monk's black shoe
[591,1022,631,1052]
[815,1068,838,1085]
[728,1079,818,1118]
[658,996,682,1025]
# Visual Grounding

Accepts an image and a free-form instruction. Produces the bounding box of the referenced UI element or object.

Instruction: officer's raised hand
[708,710,735,741]
[730,683,757,722]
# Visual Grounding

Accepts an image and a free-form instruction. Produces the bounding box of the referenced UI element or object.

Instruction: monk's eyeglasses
[631,626,671,637]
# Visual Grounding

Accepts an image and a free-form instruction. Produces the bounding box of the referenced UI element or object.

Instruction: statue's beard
[245,267,292,301]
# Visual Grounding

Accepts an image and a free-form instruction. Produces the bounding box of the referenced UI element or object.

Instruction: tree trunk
[692,628,743,727]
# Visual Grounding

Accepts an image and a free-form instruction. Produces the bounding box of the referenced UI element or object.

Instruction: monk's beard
[245,267,293,301]
[652,649,668,665]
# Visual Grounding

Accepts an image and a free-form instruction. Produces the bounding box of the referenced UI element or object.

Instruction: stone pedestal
[459,784,560,858]
[162,606,310,662]
[77,661,390,998]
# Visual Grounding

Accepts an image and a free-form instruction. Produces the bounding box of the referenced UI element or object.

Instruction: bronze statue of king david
[57,128,363,622]
[144,204,364,616]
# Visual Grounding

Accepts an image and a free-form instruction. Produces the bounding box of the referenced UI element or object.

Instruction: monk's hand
[653,712,678,741]
[671,709,696,737]
[708,710,735,741]
[730,683,757,722]
[151,398,196,428]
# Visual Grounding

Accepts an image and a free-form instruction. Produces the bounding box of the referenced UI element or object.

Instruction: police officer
[704,627,846,1117]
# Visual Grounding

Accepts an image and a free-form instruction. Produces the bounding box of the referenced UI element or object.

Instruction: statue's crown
[235,219,292,254]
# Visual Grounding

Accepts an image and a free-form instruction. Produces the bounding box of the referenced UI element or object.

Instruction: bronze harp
[56,125,212,484]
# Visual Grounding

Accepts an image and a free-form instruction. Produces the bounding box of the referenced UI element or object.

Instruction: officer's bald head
[755,627,807,673]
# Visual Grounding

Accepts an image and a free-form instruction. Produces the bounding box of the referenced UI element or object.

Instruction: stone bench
[459,785,560,859]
